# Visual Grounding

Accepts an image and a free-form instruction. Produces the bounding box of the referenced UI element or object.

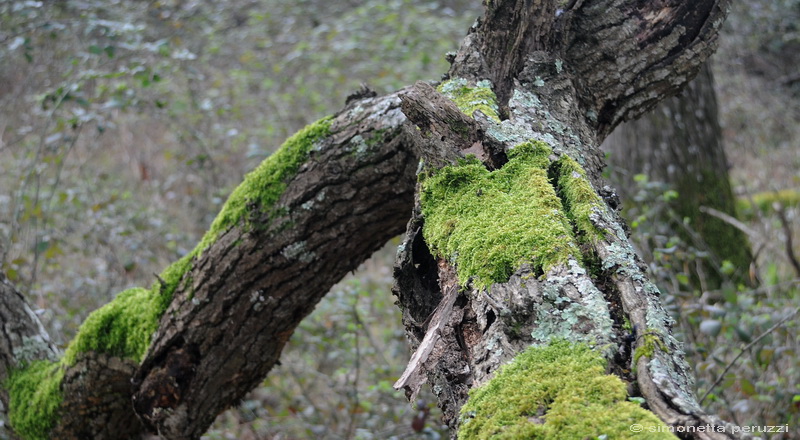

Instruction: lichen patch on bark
[437,78,501,123]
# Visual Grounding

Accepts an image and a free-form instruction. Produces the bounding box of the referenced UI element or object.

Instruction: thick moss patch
[62,287,162,365]
[458,341,676,439]
[5,360,64,440]
[437,78,501,122]
[555,155,605,242]
[420,141,578,289]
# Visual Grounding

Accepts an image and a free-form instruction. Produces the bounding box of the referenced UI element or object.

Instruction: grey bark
[0,273,59,416]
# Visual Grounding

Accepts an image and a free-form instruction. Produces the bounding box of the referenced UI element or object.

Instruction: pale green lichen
[5,360,64,440]
[555,155,605,242]
[6,117,334,440]
[281,240,315,263]
[420,141,578,290]
[529,260,615,355]
[458,341,676,439]
[437,78,501,122]
[12,336,58,365]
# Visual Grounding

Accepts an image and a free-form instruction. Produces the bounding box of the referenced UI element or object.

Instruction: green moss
[554,155,605,242]
[5,360,64,440]
[153,252,193,306]
[437,78,501,123]
[458,341,676,439]
[195,115,333,254]
[632,331,669,367]
[420,141,578,289]
[62,287,162,366]
[365,128,388,147]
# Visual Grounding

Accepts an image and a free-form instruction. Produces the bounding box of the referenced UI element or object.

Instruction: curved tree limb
[1,92,419,439]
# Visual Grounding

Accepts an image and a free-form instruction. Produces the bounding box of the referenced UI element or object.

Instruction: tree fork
[391,0,744,437]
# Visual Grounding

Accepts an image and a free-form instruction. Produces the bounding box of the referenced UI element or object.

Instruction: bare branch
[699,306,800,404]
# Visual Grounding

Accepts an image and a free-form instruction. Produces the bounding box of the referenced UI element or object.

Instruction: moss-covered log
[1,1,752,439]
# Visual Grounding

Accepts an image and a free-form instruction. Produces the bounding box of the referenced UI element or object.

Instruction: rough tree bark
[1,1,752,439]
[602,62,753,289]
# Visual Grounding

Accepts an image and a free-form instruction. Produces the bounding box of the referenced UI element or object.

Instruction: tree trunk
[1,1,750,439]
[602,63,753,289]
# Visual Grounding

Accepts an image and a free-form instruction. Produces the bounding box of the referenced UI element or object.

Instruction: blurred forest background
[1,1,798,439]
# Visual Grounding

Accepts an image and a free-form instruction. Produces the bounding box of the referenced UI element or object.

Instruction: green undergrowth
[458,341,676,439]
[5,361,64,440]
[420,141,607,290]
[5,116,333,440]
[437,78,501,122]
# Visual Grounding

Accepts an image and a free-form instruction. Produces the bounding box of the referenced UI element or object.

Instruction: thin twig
[699,206,759,240]
[699,306,800,404]
[700,205,792,269]
[344,300,363,440]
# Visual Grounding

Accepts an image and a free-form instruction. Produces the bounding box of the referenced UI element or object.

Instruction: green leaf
[740,379,756,396]
[35,240,50,254]
[627,397,646,405]
[662,189,679,201]
[720,260,736,275]
[735,325,752,343]
[699,320,722,337]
